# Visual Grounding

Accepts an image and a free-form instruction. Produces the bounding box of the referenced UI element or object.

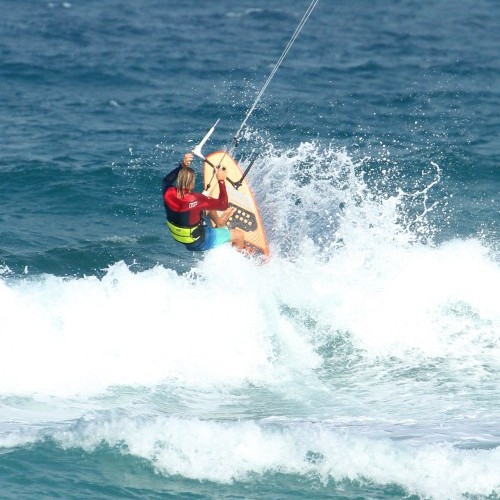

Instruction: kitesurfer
[162,153,244,251]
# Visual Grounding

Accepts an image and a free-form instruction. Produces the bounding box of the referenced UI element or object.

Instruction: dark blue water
[1,1,499,499]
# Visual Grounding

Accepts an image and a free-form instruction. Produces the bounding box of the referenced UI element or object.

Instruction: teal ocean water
[1,1,499,499]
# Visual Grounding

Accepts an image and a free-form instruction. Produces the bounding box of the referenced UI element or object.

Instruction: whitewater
[1,143,498,499]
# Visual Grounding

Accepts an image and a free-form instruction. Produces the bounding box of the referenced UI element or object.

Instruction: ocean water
[0,0,499,499]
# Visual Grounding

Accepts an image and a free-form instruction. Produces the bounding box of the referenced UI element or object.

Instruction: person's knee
[234,229,244,241]
[231,229,244,246]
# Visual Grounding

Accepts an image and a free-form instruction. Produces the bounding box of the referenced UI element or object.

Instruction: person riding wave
[162,153,244,251]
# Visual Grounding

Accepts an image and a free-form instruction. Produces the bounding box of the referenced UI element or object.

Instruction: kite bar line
[192,0,319,189]
[231,0,320,148]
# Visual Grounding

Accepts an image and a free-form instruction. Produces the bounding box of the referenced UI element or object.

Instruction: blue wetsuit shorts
[187,226,231,251]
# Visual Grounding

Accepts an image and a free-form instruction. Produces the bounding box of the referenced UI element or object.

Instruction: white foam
[0,143,499,397]
[48,416,499,500]
[0,251,319,397]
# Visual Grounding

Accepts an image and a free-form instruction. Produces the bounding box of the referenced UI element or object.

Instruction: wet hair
[176,167,196,198]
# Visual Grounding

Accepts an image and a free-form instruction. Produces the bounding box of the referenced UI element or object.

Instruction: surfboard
[203,151,269,257]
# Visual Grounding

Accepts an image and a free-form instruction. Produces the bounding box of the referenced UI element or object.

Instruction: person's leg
[208,208,235,228]
[207,210,245,251]
[199,226,232,250]
[230,228,245,250]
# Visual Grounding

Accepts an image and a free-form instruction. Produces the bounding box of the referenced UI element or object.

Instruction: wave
[1,141,498,499]
[1,235,498,396]
[1,142,498,391]
[1,416,498,500]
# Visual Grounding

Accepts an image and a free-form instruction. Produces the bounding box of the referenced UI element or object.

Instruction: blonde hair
[176,167,196,198]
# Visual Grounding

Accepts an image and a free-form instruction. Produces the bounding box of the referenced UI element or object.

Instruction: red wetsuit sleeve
[195,180,228,211]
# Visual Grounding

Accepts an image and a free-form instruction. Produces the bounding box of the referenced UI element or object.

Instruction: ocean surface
[0,0,499,499]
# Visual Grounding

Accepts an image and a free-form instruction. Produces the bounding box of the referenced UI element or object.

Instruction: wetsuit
[162,164,230,251]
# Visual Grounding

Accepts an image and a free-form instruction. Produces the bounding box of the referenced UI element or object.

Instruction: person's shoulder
[164,186,178,200]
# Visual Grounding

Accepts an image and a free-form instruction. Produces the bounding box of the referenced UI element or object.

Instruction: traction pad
[226,202,258,232]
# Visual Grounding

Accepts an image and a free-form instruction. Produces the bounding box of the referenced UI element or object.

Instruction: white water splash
[1,142,498,500]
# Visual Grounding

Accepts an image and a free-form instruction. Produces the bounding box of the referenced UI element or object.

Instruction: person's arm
[196,178,228,211]
[161,165,182,195]
[211,167,229,209]
[208,207,236,227]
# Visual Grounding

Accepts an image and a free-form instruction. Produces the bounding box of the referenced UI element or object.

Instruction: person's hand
[182,153,193,168]
[215,167,227,181]
[219,207,235,226]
